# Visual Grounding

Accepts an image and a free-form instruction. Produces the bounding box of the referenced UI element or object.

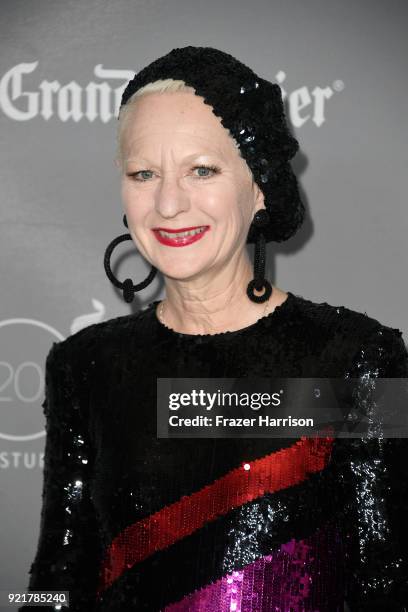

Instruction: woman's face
[119,90,265,282]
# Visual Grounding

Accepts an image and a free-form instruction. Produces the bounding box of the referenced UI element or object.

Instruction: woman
[22,46,408,611]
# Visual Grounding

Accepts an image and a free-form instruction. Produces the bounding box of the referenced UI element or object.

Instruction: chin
[158,260,211,282]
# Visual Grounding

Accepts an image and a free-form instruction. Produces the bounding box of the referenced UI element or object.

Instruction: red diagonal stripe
[96,435,334,596]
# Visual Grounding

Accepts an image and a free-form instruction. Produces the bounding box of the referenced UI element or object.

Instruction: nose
[155,173,191,220]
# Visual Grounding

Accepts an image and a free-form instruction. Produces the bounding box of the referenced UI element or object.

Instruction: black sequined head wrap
[119,45,305,244]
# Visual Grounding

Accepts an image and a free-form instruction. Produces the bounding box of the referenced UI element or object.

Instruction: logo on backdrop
[0,299,105,444]
[0,62,344,127]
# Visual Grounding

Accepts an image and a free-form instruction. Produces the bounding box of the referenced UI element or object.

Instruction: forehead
[121,91,240,157]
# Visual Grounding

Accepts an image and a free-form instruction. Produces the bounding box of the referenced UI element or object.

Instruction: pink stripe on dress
[164,521,345,612]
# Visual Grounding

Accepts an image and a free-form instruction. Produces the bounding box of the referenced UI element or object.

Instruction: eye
[126,170,154,181]
[192,165,220,179]
[126,164,220,182]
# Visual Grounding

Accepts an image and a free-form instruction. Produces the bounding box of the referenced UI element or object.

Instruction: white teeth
[158,227,206,239]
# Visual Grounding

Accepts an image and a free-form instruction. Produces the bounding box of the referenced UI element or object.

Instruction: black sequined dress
[21,291,408,611]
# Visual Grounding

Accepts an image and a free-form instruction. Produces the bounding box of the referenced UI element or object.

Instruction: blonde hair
[115,79,195,167]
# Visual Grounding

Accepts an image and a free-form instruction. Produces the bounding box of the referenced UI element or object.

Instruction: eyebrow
[125,151,225,163]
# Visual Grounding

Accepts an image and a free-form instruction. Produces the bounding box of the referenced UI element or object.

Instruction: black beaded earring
[246,209,273,303]
[103,214,157,303]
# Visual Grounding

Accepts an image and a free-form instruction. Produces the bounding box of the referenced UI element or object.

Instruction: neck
[158,252,279,335]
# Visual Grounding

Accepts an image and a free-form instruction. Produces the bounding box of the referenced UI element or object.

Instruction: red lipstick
[152,226,210,247]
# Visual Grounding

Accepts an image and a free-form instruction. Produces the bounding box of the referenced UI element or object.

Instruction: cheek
[220,186,254,244]
[203,183,243,222]
[214,186,252,229]
[122,185,150,222]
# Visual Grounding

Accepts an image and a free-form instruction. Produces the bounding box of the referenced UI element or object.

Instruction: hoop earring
[103,214,157,303]
[246,209,273,303]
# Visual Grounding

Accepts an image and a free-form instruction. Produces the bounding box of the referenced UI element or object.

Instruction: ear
[252,180,265,215]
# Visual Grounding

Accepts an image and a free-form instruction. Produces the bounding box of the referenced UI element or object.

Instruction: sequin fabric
[96,436,334,595]
[21,290,408,611]
[119,46,305,245]
[164,520,344,612]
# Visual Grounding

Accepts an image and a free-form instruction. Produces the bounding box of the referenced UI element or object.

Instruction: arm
[344,325,408,611]
[20,341,102,611]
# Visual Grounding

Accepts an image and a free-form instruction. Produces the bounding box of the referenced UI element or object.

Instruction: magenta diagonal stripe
[164,520,345,612]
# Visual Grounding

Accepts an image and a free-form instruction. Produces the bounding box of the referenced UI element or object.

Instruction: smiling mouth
[152,226,210,247]
[156,227,207,238]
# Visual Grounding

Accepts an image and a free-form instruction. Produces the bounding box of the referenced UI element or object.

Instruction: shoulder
[289,291,408,376]
[289,290,381,336]
[44,305,153,376]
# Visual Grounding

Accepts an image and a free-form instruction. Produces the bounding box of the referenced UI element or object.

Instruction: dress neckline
[147,291,296,340]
